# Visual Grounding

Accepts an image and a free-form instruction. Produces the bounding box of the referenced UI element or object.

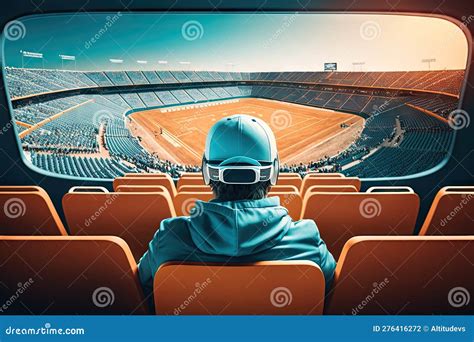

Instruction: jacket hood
[188,197,291,257]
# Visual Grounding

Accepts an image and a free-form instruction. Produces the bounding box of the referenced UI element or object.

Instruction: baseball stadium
[0,8,472,319]
[3,13,467,180]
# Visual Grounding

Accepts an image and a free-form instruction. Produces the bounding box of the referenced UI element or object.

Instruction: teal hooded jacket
[138,196,337,300]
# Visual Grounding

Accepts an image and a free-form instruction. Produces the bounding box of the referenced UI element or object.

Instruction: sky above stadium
[2,13,468,72]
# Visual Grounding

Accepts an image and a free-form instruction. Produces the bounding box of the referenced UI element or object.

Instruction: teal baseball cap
[204,114,277,165]
[202,114,279,185]
[204,114,277,166]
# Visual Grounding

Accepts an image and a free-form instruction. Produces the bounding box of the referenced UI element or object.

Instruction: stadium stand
[5,68,462,179]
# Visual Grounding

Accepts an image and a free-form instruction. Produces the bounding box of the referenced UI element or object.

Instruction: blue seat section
[342,106,453,177]
[105,71,133,86]
[126,71,149,85]
[31,152,136,179]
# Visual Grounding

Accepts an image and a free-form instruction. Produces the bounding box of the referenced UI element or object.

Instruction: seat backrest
[268,192,303,220]
[270,185,299,193]
[301,191,419,259]
[154,261,325,315]
[278,173,302,179]
[114,176,176,197]
[177,176,206,190]
[305,172,345,178]
[116,185,169,193]
[173,192,214,216]
[178,185,212,193]
[63,190,175,261]
[306,185,358,193]
[178,172,203,178]
[276,177,302,189]
[0,236,148,314]
[0,186,67,236]
[326,236,474,314]
[419,186,474,236]
[300,177,361,197]
[124,173,168,177]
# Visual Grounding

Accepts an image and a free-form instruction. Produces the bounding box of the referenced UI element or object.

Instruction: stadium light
[179,61,191,65]
[20,50,44,68]
[137,60,148,64]
[158,60,168,64]
[59,54,76,61]
[421,58,436,71]
[352,61,365,71]
[59,54,76,70]
[226,62,237,71]
[109,59,124,63]
[21,51,43,58]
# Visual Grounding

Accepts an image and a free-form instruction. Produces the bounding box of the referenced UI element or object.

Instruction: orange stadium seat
[270,185,300,193]
[279,173,302,178]
[305,185,358,193]
[178,172,203,177]
[123,173,168,177]
[154,261,325,315]
[63,188,175,261]
[177,176,206,190]
[114,175,176,197]
[115,185,169,193]
[325,236,474,314]
[0,186,67,236]
[305,172,345,178]
[419,186,474,236]
[276,177,302,189]
[177,185,212,193]
[173,192,214,216]
[0,236,148,314]
[268,191,303,220]
[301,188,419,259]
[300,177,361,197]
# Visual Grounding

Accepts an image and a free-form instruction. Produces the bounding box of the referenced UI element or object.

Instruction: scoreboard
[324,63,337,71]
